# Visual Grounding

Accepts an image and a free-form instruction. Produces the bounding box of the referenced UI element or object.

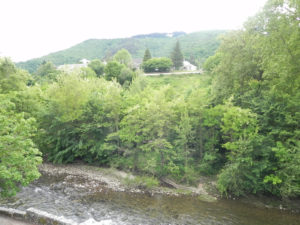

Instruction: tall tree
[113,49,132,68]
[143,48,152,63]
[171,40,184,70]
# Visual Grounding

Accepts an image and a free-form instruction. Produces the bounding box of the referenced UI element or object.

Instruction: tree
[198,105,226,175]
[39,74,123,164]
[118,67,135,86]
[35,61,60,83]
[113,49,132,68]
[119,87,176,176]
[104,61,125,81]
[0,58,30,93]
[46,72,92,122]
[209,0,300,197]
[171,40,184,70]
[142,57,173,73]
[0,95,42,197]
[217,103,268,196]
[174,104,193,183]
[203,52,222,73]
[88,59,105,77]
[143,49,152,63]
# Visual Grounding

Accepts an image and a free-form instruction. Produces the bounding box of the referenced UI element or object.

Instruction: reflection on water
[1,174,299,225]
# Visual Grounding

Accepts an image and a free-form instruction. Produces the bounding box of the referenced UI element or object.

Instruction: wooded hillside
[16,30,225,73]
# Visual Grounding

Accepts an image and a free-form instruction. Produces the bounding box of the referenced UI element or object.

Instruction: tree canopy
[113,49,133,68]
[142,57,173,73]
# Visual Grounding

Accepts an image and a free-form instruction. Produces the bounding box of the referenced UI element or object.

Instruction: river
[0,173,299,225]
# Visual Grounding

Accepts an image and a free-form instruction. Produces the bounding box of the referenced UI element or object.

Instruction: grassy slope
[16,30,226,73]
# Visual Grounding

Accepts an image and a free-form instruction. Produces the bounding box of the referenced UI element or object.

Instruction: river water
[1,173,299,225]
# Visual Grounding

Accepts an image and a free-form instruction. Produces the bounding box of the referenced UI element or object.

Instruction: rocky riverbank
[38,163,300,213]
[39,163,218,202]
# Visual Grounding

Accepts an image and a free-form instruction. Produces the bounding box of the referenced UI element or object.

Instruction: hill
[16,30,226,73]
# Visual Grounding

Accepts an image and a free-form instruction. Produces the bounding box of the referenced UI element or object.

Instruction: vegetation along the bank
[0,0,299,200]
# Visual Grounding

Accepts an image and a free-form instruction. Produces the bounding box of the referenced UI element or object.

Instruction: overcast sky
[0,0,268,62]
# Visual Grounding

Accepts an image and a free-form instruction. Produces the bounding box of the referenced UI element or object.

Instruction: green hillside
[17,30,226,73]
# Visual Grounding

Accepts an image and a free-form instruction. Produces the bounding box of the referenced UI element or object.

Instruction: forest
[0,0,299,199]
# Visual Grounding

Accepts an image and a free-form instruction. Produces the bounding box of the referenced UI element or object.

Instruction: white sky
[0,0,267,62]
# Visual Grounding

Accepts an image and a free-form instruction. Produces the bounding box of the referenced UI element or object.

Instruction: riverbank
[1,163,300,225]
[39,163,300,213]
[39,163,218,202]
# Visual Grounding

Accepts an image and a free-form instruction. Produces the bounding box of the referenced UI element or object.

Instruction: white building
[182,60,197,71]
[57,58,90,71]
[80,58,90,66]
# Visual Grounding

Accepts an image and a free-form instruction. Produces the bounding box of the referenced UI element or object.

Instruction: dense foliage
[16,30,225,73]
[209,0,300,197]
[0,59,42,197]
[1,0,299,199]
